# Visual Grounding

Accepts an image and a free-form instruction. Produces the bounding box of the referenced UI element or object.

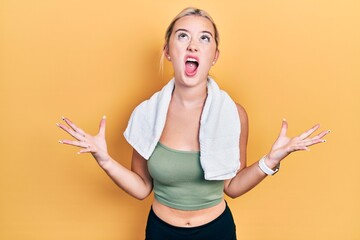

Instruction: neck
[172,80,207,109]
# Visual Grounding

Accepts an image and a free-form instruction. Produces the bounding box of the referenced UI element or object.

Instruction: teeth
[187,57,197,62]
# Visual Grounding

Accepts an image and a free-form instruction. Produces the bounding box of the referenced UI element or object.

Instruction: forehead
[172,15,215,35]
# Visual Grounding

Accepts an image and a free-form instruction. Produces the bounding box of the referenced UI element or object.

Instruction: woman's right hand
[57,116,110,166]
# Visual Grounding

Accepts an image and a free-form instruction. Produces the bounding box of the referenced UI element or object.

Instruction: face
[166,15,219,86]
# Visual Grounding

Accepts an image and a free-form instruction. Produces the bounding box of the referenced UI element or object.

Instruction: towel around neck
[124,77,241,180]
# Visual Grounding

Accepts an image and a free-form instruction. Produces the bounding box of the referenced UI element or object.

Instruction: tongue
[185,62,198,76]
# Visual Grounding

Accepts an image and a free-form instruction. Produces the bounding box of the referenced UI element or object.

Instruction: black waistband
[146,201,236,239]
[149,201,231,230]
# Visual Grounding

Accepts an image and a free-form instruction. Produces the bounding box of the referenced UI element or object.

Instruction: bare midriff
[152,198,226,227]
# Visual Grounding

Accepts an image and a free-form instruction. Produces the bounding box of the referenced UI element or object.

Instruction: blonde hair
[160,7,220,75]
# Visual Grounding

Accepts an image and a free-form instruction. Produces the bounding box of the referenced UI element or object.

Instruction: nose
[187,39,199,52]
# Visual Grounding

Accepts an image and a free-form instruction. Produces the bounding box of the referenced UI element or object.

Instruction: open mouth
[185,57,199,77]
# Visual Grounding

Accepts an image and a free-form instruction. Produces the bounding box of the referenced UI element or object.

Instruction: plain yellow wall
[1,0,359,239]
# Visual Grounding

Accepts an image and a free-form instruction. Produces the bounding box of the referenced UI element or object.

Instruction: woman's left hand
[266,119,330,166]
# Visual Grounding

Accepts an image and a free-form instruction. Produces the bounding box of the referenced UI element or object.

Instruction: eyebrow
[175,28,214,37]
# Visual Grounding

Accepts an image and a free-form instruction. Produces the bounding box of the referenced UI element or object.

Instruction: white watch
[258,156,280,175]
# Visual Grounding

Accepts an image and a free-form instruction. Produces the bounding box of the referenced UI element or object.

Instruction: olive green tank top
[148,142,224,210]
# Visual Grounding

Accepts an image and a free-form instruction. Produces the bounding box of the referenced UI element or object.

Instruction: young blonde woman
[57,8,329,240]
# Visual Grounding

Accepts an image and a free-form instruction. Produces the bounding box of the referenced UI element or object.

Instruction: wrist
[258,155,280,176]
[96,155,112,169]
[264,155,280,169]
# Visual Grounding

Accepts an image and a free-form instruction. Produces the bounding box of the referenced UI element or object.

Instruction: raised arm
[224,105,330,198]
[57,116,153,200]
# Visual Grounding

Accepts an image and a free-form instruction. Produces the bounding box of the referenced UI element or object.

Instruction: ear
[163,44,171,61]
[212,49,220,65]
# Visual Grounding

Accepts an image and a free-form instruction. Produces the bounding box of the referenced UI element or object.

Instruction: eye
[200,34,211,43]
[177,32,190,41]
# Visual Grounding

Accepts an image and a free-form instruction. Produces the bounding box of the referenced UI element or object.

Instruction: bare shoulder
[235,103,248,127]
[235,103,249,169]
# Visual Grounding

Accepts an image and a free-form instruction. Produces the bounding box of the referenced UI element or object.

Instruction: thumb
[279,118,288,137]
[98,115,107,136]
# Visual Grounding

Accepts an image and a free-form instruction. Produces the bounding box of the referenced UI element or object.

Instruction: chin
[179,74,208,87]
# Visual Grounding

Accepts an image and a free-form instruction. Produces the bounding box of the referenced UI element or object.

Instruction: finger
[303,137,327,146]
[56,123,85,141]
[59,139,89,148]
[290,145,309,152]
[305,130,329,143]
[291,138,326,152]
[279,119,288,137]
[78,149,91,154]
[289,129,329,152]
[78,145,97,154]
[317,129,331,139]
[62,117,86,136]
[298,124,320,140]
[78,148,93,154]
[98,115,106,136]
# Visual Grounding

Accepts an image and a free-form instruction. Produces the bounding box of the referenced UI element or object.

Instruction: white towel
[123,77,241,180]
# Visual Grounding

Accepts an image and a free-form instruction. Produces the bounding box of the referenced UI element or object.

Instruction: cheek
[203,48,217,62]
[169,42,185,56]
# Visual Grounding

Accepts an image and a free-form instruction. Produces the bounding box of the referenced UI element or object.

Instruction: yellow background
[1,0,359,239]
